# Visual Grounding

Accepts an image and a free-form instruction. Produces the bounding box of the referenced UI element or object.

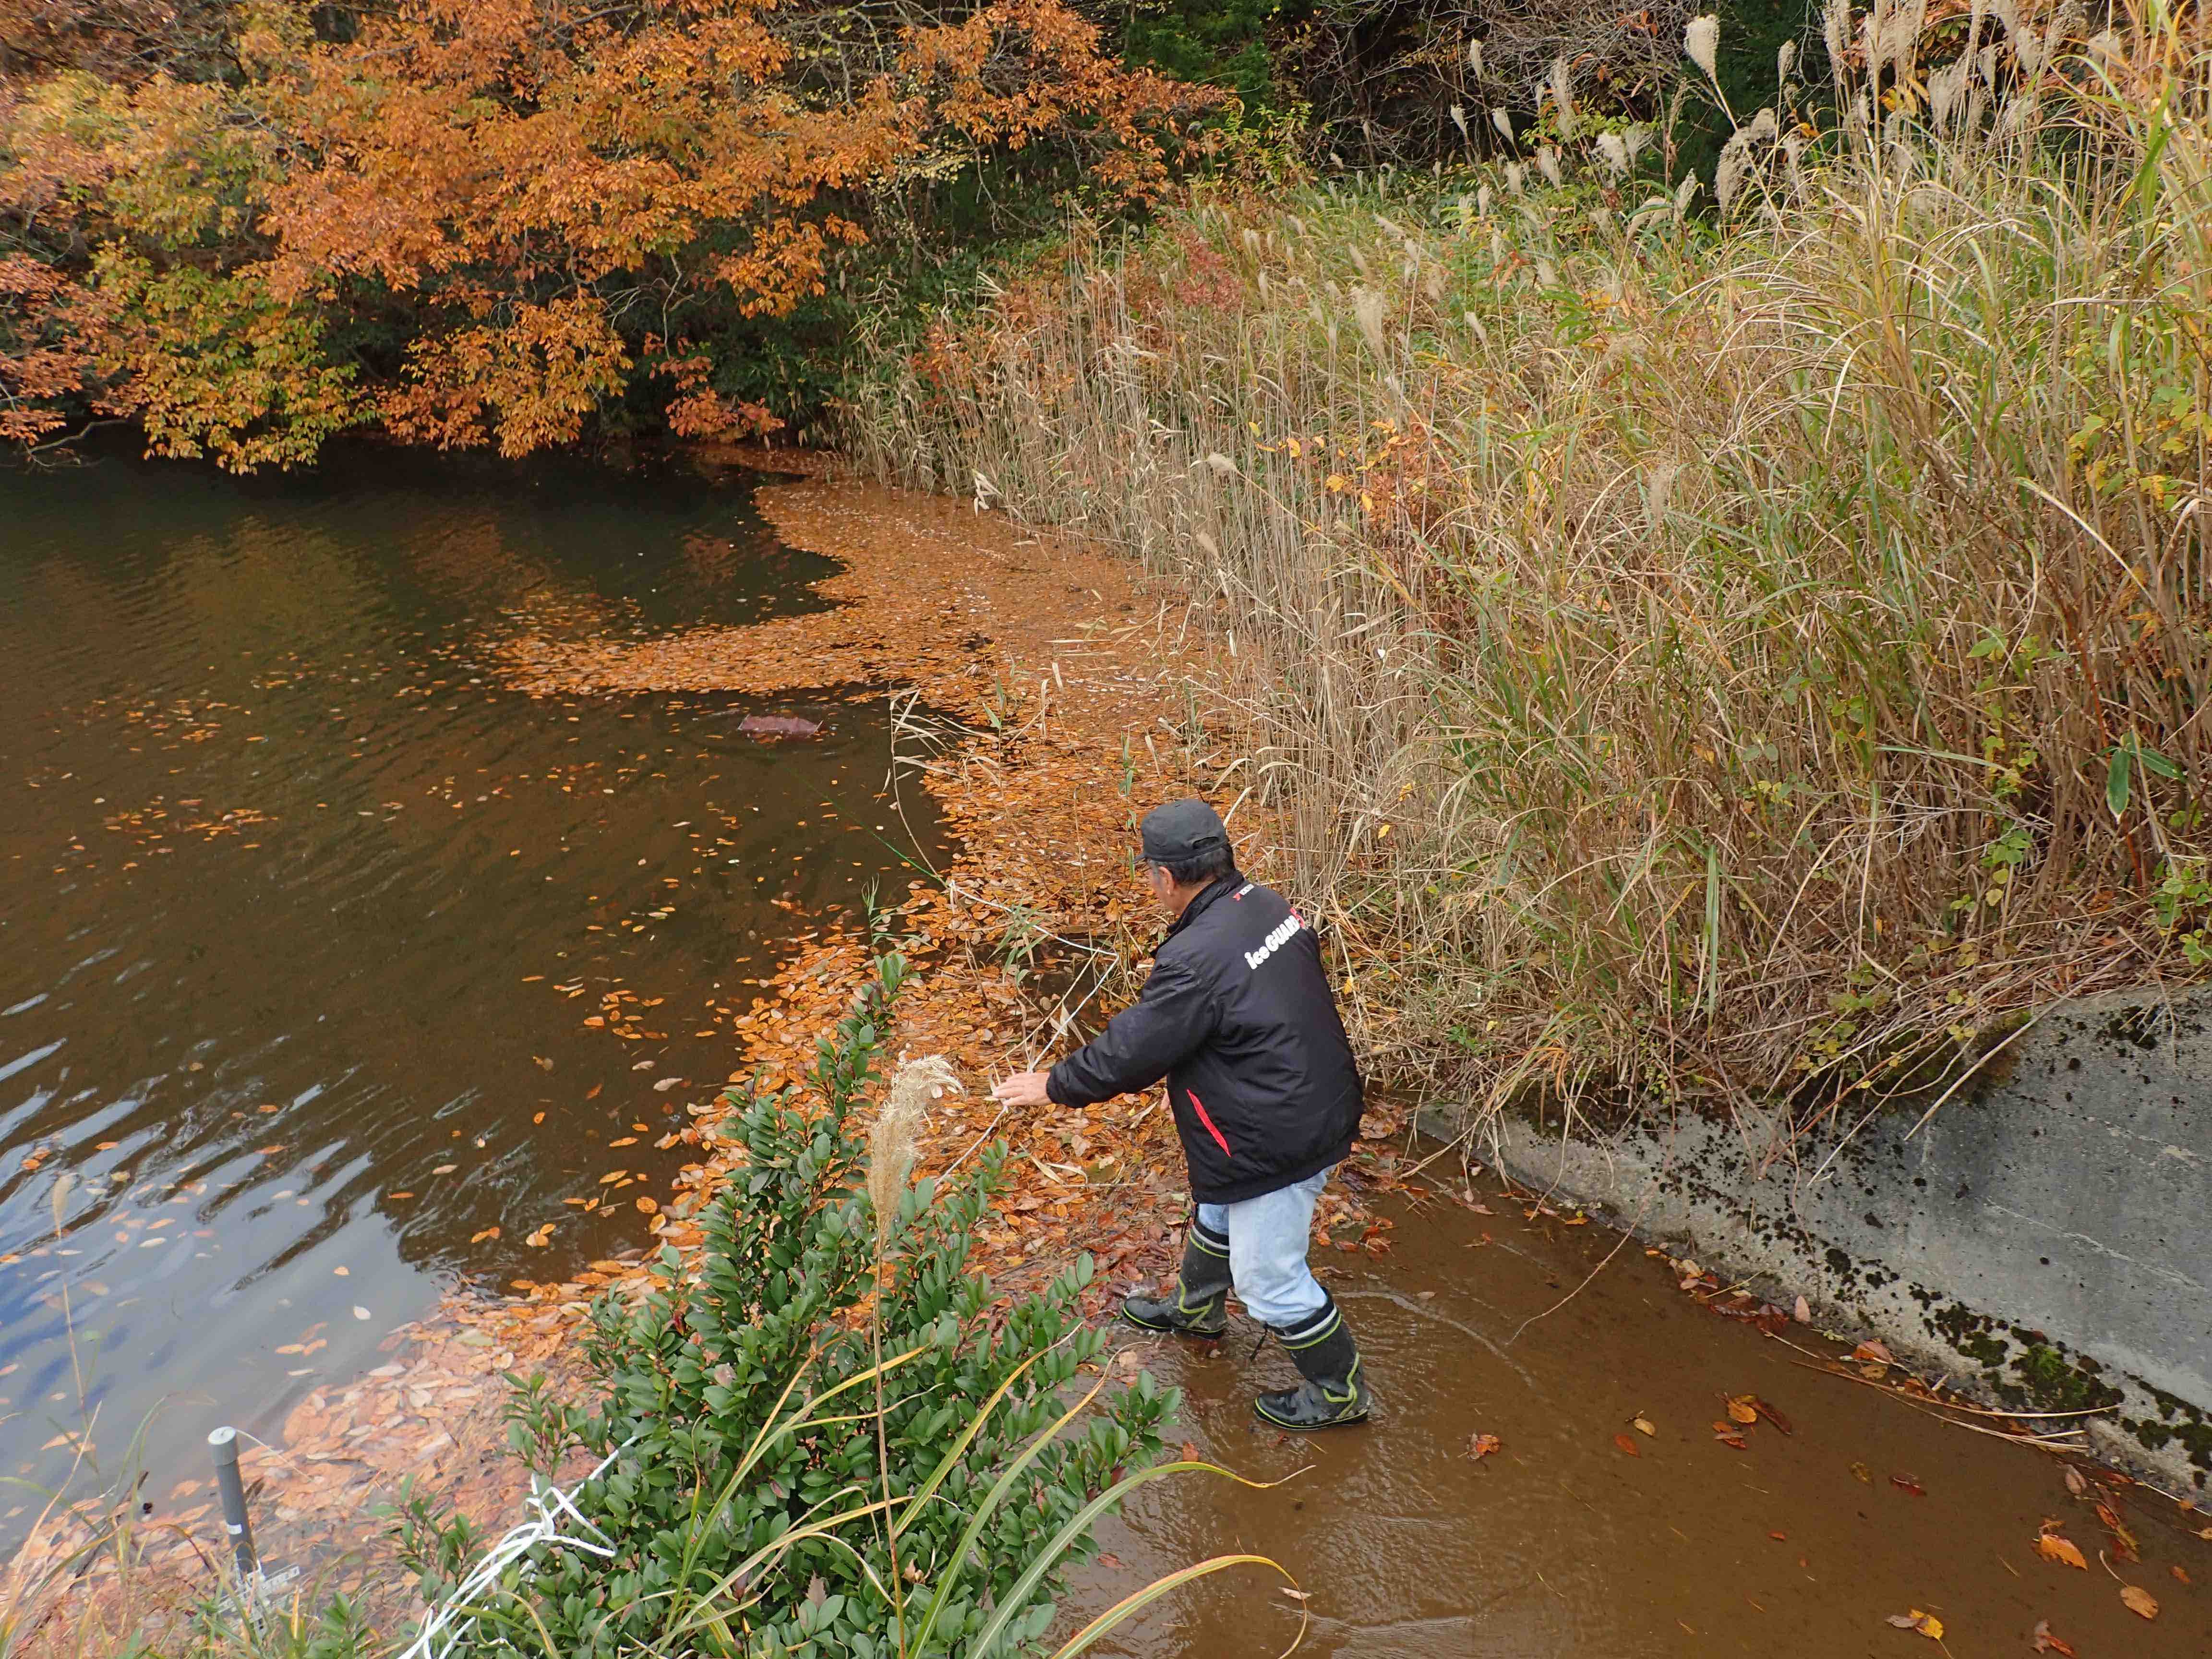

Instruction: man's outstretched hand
[992,1070,1054,1108]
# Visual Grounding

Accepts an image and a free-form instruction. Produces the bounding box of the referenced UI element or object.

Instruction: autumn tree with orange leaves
[0,0,1214,466]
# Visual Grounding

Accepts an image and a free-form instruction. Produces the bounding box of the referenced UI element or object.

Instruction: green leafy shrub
[395,949,1179,1657]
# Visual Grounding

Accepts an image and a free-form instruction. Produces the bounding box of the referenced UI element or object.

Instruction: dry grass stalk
[845,9,2212,1150]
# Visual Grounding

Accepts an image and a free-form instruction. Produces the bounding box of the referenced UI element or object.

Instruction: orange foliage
[1,0,1218,467]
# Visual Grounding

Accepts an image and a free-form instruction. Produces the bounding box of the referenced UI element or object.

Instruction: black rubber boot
[1121,1217,1231,1338]
[1254,1296,1370,1429]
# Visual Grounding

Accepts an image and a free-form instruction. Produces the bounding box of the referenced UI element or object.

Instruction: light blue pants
[1197,1164,1333,1328]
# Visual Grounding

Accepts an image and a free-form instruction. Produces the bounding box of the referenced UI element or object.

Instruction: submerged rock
[738,712,823,739]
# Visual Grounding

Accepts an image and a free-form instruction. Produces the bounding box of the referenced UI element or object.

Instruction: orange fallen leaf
[2031,1620,2075,1656]
[1883,1609,1943,1639]
[1613,1432,1640,1457]
[2034,1527,2087,1570]
[1467,1432,1502,1460]
[635,1195,659,1214]
[469,1226,501,1244]
[2119,1584,2158,1620]
[1725,1395,1758,1425]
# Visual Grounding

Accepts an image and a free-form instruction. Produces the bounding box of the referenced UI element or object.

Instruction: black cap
[1139,797,1228,864]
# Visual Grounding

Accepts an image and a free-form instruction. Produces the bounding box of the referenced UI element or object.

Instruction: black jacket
[1046,873,1363,1204]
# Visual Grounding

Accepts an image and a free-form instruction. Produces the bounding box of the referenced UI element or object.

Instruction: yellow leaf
[2120,1585,2158,1620]
[1725,1395,1758,1425]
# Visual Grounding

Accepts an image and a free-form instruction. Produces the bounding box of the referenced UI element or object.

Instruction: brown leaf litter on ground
[6,457,1402,1645]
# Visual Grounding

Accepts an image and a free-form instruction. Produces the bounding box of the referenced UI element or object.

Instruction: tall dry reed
[847,5,2212,1138]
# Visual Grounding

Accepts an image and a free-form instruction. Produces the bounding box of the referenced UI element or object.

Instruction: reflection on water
[0,446,943,1539]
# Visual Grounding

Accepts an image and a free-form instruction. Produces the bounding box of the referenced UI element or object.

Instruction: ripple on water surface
[0,446,945,1538]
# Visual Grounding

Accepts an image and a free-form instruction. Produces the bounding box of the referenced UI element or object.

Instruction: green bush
[394,949,1179,1658]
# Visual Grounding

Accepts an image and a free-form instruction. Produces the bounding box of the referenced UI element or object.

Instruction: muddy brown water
[0,446,944,1545]
[1073,1180,2210,1657]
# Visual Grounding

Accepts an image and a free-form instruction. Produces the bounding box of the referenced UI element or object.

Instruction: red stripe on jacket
[1186,1090,1232,1159]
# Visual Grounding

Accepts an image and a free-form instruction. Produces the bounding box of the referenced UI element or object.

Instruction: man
[992,798,1371,1429]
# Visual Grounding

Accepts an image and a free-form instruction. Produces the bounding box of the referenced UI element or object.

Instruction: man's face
[1144,861,1179,914]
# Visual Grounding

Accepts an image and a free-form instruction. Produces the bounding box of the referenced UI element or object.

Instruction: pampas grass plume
[868,1055,959,1248]
[1684,14,1720,81]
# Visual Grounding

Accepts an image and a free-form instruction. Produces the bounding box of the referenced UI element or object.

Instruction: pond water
[0,447,942,1541]
[1074,1179,2212,1656]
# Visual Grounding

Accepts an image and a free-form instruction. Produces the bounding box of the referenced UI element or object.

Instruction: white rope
[396,1440,632,1659]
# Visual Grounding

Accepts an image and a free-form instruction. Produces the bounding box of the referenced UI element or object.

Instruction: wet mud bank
[1443,984,2212,1493]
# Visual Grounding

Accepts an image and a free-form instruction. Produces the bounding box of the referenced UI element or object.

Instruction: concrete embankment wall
[1434,987,2212,1490]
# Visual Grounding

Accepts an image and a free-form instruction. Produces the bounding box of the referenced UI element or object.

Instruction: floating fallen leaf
[351,1305,371,1320]
[2119,1584,2158,1620]
[2094,1500,2139,1559]
[1632,1417,1656,1437]
[635,1195,659,1214]
[1751,1397,1793,1434]
[1883,1609,1943,1639]
[1793,1294,1811,1323]
[332,1265,349,1276]
[2062,1466,2089,1498]
[470,1226,501,1244]
[2171,1564,2190,1585]
[1467,1432,1503,1460]
[653,1076,685,1092]
[2031,1619,2075,1656]
[534,1056,554,1071]
[1725,1395,1758,1425]
[525,1223,554,1247]
[1613,1432,1641,1457]
[2034,1526,2087,1570]
[608,1137,638,1148]
[1851,1462,1873,1483]
[433,1164,458,1175]
[1890,1474,1926,1497]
